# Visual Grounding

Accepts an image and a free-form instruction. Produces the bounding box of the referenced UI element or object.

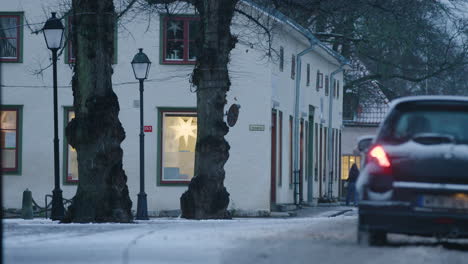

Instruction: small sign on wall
[144,126,153,132]
[249,124,265,131]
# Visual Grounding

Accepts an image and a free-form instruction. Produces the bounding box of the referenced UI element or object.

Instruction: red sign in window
[144,126,152,132]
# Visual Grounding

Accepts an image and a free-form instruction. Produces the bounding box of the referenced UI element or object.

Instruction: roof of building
[343,81,390,126]
[242,0,350,66]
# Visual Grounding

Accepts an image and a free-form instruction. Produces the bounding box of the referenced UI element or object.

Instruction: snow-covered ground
[4,209,468,264]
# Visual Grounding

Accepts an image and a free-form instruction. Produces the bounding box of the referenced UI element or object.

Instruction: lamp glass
[44,29,63,49]
[132,62,150,80]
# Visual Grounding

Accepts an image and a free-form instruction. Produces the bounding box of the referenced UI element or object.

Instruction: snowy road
[4,209,468,264]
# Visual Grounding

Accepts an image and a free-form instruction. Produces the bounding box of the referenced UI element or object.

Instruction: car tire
[357,229,387,246]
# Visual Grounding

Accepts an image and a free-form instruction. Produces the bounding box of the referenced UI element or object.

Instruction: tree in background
[63,0,133,223]
[263,0,468,100]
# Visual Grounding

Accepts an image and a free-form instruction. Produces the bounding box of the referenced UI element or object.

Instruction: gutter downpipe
[293,41,317,205]
[326,64,345,200]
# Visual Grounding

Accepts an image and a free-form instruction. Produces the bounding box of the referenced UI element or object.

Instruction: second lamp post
[43,12,65,221]
[131,48,151,220]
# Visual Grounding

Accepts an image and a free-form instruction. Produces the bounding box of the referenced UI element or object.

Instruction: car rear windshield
[380,105,468,144]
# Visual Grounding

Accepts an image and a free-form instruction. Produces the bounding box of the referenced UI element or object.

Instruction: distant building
[1,0,347,215]
[340,81,389,196]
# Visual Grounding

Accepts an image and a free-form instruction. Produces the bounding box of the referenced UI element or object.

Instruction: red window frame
[0,14,21,62]
[162,16,199,64]
[1,108,20,172]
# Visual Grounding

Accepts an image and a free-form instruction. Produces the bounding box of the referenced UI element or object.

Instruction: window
[65,14,117,64]
[337,80,340,99]
[316,70,323,91]
[325,75,329,96]
[333,79,337,98]
[162,16,200,64]
[64,108,78,183]
[1,106,22,173]
[291,55,296,79]
[279,46,284,72]
[0,12,23,62]
[341,155,361,180]
[159,109,197,184]
[306,64,310,86]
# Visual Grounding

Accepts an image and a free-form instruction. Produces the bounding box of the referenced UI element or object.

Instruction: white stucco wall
[1,0,345,212]
[341,126,379,156]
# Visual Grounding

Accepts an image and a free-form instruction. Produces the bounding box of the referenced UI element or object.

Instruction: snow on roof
[390,95,468,108]
[241,0,350,66]
[345,104,390,126]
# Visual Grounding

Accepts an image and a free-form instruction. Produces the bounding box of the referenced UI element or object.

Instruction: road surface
[4,208,468,264]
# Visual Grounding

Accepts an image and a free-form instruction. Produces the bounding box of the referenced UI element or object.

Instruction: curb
[328,209,353,218]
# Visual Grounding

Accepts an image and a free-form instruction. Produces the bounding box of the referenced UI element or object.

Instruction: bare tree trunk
[63,0,132,223]
[180,0,239,219]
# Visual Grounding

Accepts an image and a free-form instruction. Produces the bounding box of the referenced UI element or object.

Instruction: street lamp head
[43,12,64,50]
[131,48,151,80]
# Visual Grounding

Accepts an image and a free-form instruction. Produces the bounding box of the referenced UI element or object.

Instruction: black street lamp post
[131,48,151,220]
[43,12,65,220]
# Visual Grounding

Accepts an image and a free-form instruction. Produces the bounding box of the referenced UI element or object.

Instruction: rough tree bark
[63,0,133,223]
[180,0,239,219]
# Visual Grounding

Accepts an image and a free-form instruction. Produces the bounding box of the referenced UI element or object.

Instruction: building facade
[1,0,346,215]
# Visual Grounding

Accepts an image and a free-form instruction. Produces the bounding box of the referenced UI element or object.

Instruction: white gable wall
[1,0,344,213]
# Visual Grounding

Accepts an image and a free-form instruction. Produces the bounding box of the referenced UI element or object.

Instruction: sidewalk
[294,205,356,218]
[270,203,357,218]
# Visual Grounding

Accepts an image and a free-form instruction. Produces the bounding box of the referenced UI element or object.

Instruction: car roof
[390,96,468,109]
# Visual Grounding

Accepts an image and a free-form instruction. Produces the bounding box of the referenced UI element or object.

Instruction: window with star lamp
[161,16,200,64]
[158,109,198,185]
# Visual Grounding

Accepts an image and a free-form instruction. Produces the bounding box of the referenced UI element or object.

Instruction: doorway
[270,110,277,207]
[307,106,314,202]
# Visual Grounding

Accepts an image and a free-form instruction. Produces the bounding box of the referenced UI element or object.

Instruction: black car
[356,96,468,245]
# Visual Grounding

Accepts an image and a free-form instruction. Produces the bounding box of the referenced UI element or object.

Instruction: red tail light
[367,145,392,174]
[368,145,391,167]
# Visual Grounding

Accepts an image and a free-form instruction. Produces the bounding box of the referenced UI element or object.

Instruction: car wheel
[357,229,387,246]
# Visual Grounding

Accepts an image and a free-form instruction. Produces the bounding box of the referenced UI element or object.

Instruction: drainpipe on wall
[326,64,347,200]
[293,41,317,205]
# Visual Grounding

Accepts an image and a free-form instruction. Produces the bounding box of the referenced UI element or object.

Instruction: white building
[1,0,347,216]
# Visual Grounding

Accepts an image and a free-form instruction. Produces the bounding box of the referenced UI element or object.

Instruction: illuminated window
[341,155,361,180]
[1,106,21,173]
[162,16,200,64]
[0,13,23,62]
[159,110,197,184]
[64,108,78,183]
